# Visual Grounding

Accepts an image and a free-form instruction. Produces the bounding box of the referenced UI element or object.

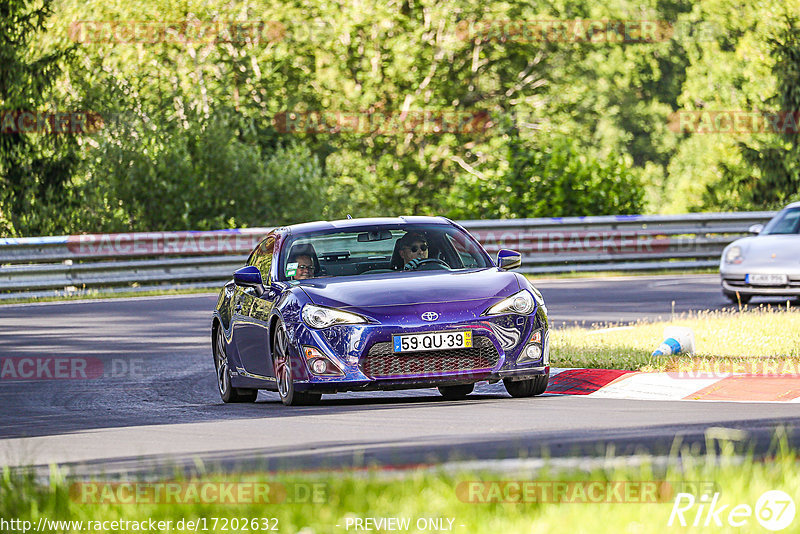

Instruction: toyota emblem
[421,311,439,321]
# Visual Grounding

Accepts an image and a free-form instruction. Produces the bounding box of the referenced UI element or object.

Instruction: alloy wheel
[274,323,292,399]
[215,329,230,396]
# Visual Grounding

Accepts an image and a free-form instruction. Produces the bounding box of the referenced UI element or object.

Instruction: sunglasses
[296,264,314,270]
[406,244,428,253]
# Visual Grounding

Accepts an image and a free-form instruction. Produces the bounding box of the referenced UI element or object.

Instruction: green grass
[551,306,800,371]
[2,442,797,533]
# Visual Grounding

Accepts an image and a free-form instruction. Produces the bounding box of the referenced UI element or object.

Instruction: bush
[446,135,645,220]
[73,111,328,232]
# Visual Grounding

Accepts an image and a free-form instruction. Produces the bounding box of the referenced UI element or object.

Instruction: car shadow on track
[252,381,516,409]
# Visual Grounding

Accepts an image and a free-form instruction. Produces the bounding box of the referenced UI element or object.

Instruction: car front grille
[361,336,500,379]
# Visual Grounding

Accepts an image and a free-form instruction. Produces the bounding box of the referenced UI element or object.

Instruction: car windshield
[279,224,493,280]
[762,207,800,235]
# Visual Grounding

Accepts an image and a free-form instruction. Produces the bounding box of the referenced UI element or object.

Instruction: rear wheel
[214,326,258,403]
[273,321,321,406]
[438,383,474,400]
[504,374,549,398]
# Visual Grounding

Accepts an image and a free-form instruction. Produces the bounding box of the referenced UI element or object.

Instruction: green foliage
[3,0,800,236]
[668,0,800,212]
[74,111,327,231]
[736,14,800,208]
[0,0,78,236]
[446,134,643,219]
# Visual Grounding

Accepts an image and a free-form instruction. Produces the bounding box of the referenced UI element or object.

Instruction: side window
[249,237,275,283]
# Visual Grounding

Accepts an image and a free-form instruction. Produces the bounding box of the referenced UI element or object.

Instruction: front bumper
[289,307,550,393]
[721,275,800,297]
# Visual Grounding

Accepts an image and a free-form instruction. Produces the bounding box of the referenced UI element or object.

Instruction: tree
[0,0,77,236]
[736,14,800,207]
[445,133,644,219]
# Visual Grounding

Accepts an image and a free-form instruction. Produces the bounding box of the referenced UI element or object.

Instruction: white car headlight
[725,245,744,264]
[302,304,368,329]
[483,289,536,316]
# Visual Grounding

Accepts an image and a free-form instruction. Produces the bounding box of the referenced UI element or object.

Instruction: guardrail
[0,212,776,299]
[0,229,270,300]
[460,211,775,273]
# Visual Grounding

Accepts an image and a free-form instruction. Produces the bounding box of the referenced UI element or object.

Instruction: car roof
[284,216,452,235]
[784,201,800,210]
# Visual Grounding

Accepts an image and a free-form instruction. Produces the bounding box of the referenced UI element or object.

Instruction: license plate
[746,274,788,286]
[393,331,472,353]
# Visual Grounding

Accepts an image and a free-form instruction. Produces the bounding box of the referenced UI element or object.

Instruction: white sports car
[720,202,800,304]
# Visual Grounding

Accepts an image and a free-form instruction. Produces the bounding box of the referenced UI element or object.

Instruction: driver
[395,232,428,270]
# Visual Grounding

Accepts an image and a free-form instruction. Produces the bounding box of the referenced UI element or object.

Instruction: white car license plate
[746,274,788,286]
[393,331,472,353]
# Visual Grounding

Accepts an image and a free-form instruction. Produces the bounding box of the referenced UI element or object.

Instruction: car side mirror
[233,266,265,296]
[748,223,764,235]
[497,249,522,270]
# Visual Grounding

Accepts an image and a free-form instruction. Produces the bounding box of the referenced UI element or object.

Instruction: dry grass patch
[551,306,800,372]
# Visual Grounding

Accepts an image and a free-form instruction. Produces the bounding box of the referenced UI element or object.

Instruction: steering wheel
[403,258,450,271]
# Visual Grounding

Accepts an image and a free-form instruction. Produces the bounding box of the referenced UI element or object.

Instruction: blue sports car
[212,217,549,405]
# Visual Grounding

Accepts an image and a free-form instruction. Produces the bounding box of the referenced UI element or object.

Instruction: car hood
[732,235,800,264]
[298,268,520,310]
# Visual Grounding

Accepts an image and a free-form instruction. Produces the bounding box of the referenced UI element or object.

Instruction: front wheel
[214,326,258,403]
[438,383,474,400]
[504,374,549,398]
[273,321,321,406]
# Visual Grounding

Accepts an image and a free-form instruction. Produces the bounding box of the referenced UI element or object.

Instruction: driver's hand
[403,258,424,271]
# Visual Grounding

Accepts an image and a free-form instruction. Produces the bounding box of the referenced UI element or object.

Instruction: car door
[233,236,279,380]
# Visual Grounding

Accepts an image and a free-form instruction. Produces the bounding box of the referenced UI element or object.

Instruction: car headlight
[302,304,368,329]
[725,246,744,264]
[483,289,536,316]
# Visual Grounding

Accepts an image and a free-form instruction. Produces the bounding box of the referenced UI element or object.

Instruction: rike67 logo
[669,490,795,531]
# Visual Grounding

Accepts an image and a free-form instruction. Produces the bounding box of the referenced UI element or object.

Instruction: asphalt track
[1,274,798,474]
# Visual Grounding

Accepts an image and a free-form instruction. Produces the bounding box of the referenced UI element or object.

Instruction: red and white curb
[547,368,800,402]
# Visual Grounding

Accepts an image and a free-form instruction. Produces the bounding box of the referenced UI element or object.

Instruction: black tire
[504,374,549,398]
[723,291,752,305]
[273,321,322,406]
[214,325,258,403]
[438,383,474,400]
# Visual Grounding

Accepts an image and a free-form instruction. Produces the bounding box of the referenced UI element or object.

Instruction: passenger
[291,253,315,280]
[391,232,429,270]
